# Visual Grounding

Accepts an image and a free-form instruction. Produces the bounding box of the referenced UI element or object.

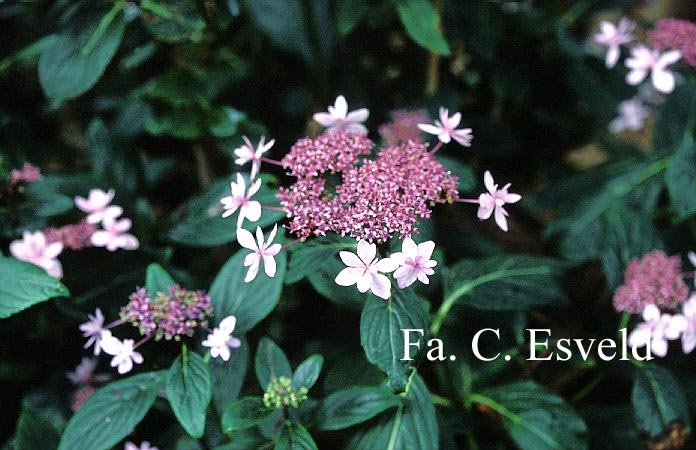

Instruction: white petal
[494,207,509,231]
[339,250,363,268]
[483,171,496,194]
[417,123,443,136]
[219,316,237,333]
[370,274,392,300]
[375,257,399,273]
[626,69,647,86]
[333,95,348,117]
[356,271,372,293]
[643,304,660,322]
[651,68,675,94]
[244,262,259,283]
[346,108,369,123]
[263,254,277,277]
[243,202,262,223]
[401,237,417,258]
[236,228,257,250]
[313,112,336,127]
[335,267,361,286]
[416,241,435,260]
[356,240,376,265]
[605,45,620,69]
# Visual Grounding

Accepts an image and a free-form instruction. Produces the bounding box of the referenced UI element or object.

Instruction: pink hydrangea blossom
[9,230,63,278]
[681,294,696,354]
[237,224,282,282]
[335,240,399,299]
[202,315,241,361]
[124,442,158,450]
[220,173,262,228]
[609,97,650,133]
[649,19,696,68]
[234,136,275,180]
[476,171,522,232]
[391,237,437,289]
[313,95,369,135]
[417,107,473,147]
[74,188,123,225]
[10,162,42,185]
[378,109,430,145]
[90,217,139,251]
[628,304,686,358]
[99,333,144,374]
[593,18,635,68]
[66,357,97,385]
[281,131,373,178]
[79,308,105,355]
[625,45,681,94]
[44,220,97,250]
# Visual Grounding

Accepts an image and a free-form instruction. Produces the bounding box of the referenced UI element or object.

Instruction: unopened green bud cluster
[262,376,308,409]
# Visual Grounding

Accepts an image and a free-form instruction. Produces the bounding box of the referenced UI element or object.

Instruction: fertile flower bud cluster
[262,376,308,409]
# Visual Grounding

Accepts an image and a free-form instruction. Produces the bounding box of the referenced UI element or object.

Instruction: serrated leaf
[255,337,292,390]
[291,354,323,390]
[632,364,691,438]
[275,421,317,450]
[145,263,175,297]
[165,350,212,438]
[396,0,450,55]
[221,397,274,433]
[0,258,70,319]
[317,386,400,431]
[58,371,165,450]
[666,135,696,220]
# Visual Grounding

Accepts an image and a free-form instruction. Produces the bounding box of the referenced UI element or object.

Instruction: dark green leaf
[165,350,212,438]
[255,337,292,389]
[141,0,206,43]
[0,257,70,319]
[221,397,274,433]
[286,235,356,284]
[632,364,691,438]
[653,78,696,155]
[335,0,366,36]
[210,335,249,417]
[306,257,364,308]
[396,0,450,56]
[666,135,696,220]
[291,354,323,390]
[275,421,317,450]
[438,156,477,192]
[9,399,62,450]
[317,386,400,431]
[145,263,175,297]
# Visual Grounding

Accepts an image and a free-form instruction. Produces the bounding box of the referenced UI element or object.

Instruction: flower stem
[105,319,124,329]
[281,239,301,251]
[260,156,284,167]
[133,334,152,350]
[430,141,444,154]
[261,204,286,212]
[454,198,479,204]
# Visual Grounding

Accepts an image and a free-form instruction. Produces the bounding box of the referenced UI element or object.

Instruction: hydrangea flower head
[10,230,63,278]
[74,188,123,225]
[237,224,282,282]
[476,171,522,232]
[628,304,686,358]
[234,136,275,180]
[220,173,262,228]
[90,216,139,252]
[418,107,473,146]
[609,97,650,133]
[263,376,308,409]
[335,240,399,299]
[379,109,430,145]
[625,45,681,94]
[649,19,696,68]
[593,17,635,68]
[313,95,369,135]
[391,237,437,288]
[202,315,241,361]
[281,131,373,178]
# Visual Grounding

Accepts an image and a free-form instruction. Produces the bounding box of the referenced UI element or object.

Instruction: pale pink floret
[234,136,275,180]
[681,294,696,354]
[220,173,262,229]
[79,308,105,355]
[66,357,97,385]
[390,237,437,289]
[625,45,681,94]
[90,217,139,252]
[689,251,696,288]
[477,171,522,232]
[628,304,687,358]
[335,240,399,300]
[9,230,63,278]
[202,315,242,361]
[74,188,123,225]
[593,18,635,68]
[10,162,42,185]
[609,97,650,133]
[237,224,282,283]
[417,107,473,147]
[99,332,144,374]
[313,95,369,135]
[124,441,158,450]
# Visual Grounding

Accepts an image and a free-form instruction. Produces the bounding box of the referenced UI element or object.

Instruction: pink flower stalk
[628,304,686,358]
[281,131,373,178]
[9,230,63,278]
[125,442,158,450]
[391,237,437,289]
[202,315,241,361]
[681,294,696,354]
[237,224,282,282]
[476,171,522,232]
[74,188,123,225]
[593,18,635,68]
[417,107,473,147]
[313,95,369,135]
[609,97,650,133]
[220,173,262,228]
[44,220,97,250]
[625,45,681,94]
[66,357,98,385]
[234,136,275,180]
[613,250,689,313]
[80,308,105,355]
[99,334,144,374]
[649,19,696,68]
[10,162,42,185]
[90,217,139,252]
[378,110,430,145]
[335,240,399,299]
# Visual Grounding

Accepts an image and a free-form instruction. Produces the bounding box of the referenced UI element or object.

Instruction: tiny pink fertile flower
[90,217,139,252]
[335,240,399,300]
[313,95,369,135]
[124,442,158,450]
[418,107,473,147]
[221,173,262,228]
[10,162,42,185]
[10,230,63,278]
[99,334,144,374]
[79,308,105,355]
[234,136,275,180]
[74,188,123,225]
[477,171,522,232]
[628,304,686,358]
[625,45,681,94]
[391,237,437,289]
[237,224,282,282]
[609,97,650,133]
[202,315,241,361]
[593,18,635,68]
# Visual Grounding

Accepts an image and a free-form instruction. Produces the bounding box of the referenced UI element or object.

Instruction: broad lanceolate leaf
[58,371,165,450]
[291,354,323,390]
[255,337,292,390]
[396,0,450,55]
[0,257,70,319]
[666,135,696,220]
[348,372,438,450]
[210,248,286,333]
[632,364,691,438]
[317,386,401,431]
[275,421,318,450]
[145,263,176,297]
[306,257,364,308]
[210,335,249,417]
[360,289,428,390]
[286,235,356,284]
[221,397,274,433]
[165,350,212,438]
[474,381,587,450]
[38,7,126,103]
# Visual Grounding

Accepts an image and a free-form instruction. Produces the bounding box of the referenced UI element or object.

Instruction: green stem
[81,1,125,56]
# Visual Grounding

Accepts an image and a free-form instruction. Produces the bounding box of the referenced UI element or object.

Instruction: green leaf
[360,289,428,389]
[209,248,286,333]
[58,371,165,450]
[255,337,292,389]
[221,397,274,433]
[25,174,95,218]
[10,399,62,450]
[348,372,438,449]
[396,0,450,56]
[38,8,126,103]
[306,257,364,308]
[316,386,401,431]
[141,0,206,43]
[0,258,70,319]
[165,349,212,438]
[286,235,356,284]
[335,0,366,36]
[145,263,175,297]
[275,421,317,450]
[632,364,691,438]
[666,135,696,220]
[652,78,696,155]
[291,354,323,390]
[210,335,249,417]
[86,118,140,193]
[474,381,587,450]
[438,156,477,192]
